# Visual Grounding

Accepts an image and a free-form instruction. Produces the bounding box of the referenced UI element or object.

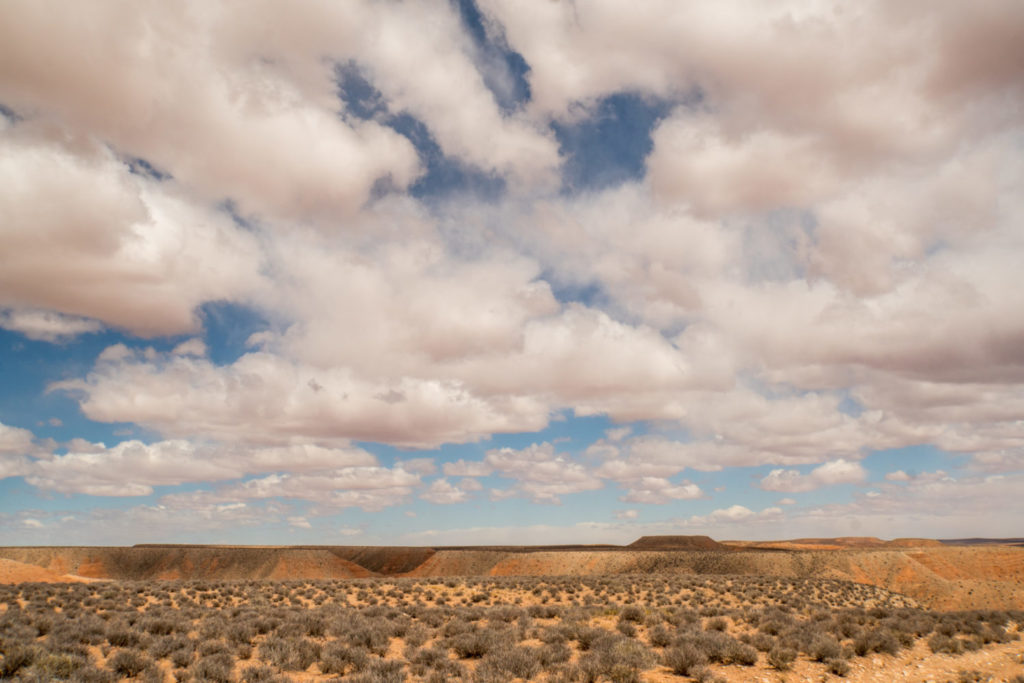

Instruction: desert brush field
[1,538,1023,682]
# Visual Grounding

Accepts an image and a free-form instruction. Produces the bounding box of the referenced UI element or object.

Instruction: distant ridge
[628,535,724,550]
[887,538,944,548]
[940,538,1024,547]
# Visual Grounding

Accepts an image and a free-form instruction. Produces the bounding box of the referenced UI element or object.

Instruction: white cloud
[171,338,207,357]
[53,347,551,449]
[421,479,469,505]
[0,132,268,337]
[769,471,1024,539]
[397,458,437,476]
[488,488,516,502]
[0,3,423,224]
[161,466,421,512]
[2,0,1024,543]
[605,426,632,442]
[287,516,312,529]
[777,498,797,506]
[24,439,376,497]
[0,501,283,545]
[711,505,756,522]
[0,422,35,455]
[443,459,494,477]
[484,442,603,504]
[759,458,867,493]
[0,309,101,342]
[614,509,638,520]
[677,505,785,529]
[619,477,703,504]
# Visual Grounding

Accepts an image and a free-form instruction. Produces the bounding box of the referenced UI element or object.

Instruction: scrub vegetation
[1,575,1022,682]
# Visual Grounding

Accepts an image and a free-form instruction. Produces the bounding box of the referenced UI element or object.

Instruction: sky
[1,0,1024,546]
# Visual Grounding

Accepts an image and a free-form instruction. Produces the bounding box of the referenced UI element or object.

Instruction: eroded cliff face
[2,542,1022,611]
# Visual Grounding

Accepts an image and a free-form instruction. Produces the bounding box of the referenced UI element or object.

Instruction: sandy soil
[643,638,1024,683]
[0,557,92,583]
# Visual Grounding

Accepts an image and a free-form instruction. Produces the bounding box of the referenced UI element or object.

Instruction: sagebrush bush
[259,636,321,671]
[108,648,153,677]
[0,572,1019,683]
[0,644,38,678]
[190,653,234,683]
[663,643,707,676]
[476,644,542,682]
[809,634,842,661]
[349,658,406,683]
[826,657,851,676]
[319,642,370,675]
[449,628,497,658]
[853,628,900,656]
[767,645,797,670]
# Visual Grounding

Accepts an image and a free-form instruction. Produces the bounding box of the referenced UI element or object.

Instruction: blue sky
[2,0,1024,545]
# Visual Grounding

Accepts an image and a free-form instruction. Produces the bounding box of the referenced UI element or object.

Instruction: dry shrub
[766,645,796,671]
[108,648,154,677]
[662,643,707,676]
[319,642,370,676]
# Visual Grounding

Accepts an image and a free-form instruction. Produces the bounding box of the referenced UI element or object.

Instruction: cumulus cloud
[618,477,703,504]
[22,439,376,497]
[52,347,551,449]
[0,501,285,545]
[287,516,312,529]
[421,479,469,505]
[0,2,423,224]
[759,458,867,493]
[0,309,102,342]
[162,466,421,512]
[484,443,603,504]
[0,131,267,337]
[2,0,1024,542]
[666,505,786,536]
[396,458,437,476]
[443,460,494,477]
[772,471,1024,539]
[0,422,35,455]
[171,339,207,358]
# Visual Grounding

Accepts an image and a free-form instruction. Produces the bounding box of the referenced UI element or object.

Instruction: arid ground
[1,537,1023,682]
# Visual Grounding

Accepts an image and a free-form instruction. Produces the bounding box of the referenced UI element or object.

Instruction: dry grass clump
[0,576,1020,681]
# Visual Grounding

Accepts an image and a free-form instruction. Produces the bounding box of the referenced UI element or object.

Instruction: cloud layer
[1,0,1023,542]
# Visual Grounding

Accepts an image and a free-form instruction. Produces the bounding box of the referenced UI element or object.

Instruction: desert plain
[1,536,1023,682]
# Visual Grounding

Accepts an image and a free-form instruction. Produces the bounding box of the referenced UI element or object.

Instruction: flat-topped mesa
[886,538,944,548]
[628,535,724,550]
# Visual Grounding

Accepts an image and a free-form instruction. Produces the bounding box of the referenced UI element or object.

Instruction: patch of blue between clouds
[837,390,864,417]
[0,102,21,123]
[542,276,610,310]
[451,0,531,114]
[0,328,150,446]
[123,155,171,182]
[335,63,505,203]
[362,413,618,464]
[552,93,674,194]
[863,445,968,482]
[197,301,270,366]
